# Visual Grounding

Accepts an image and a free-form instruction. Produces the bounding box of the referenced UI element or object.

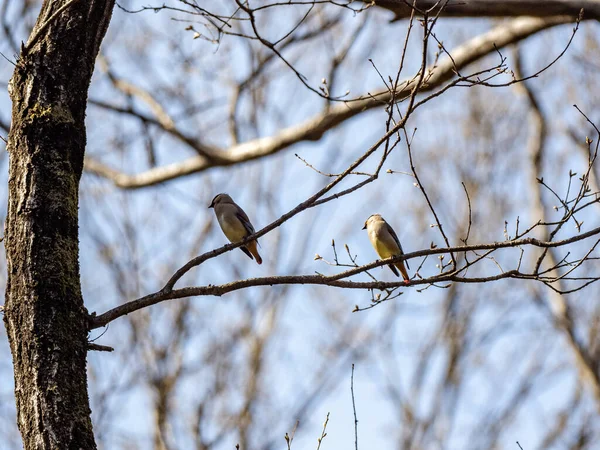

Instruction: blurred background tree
[1,1,600,449]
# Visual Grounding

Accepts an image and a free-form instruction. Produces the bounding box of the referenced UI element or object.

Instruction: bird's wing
[385,222,409,270]
[235,207,256,237]
[232,206,255,258]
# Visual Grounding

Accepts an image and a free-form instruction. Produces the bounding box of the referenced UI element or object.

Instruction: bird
[363,214,410,283]
[209,193,262,264]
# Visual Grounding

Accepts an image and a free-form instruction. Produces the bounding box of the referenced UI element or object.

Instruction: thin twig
[351,364,359,450]
[87,343,114,352]
[316,412,329,450]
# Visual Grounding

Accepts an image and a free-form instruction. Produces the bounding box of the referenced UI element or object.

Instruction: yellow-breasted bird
[363,213,409,283]
[209,193,262,264]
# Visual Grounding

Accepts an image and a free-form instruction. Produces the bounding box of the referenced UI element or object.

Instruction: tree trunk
[3,0,114,448]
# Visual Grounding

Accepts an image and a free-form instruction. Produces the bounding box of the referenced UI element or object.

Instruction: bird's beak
[208,202,214,209]
[362,224,367,230]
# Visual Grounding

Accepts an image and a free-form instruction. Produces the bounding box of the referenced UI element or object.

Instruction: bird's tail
[394,261,410,283]
[246,240,263,265]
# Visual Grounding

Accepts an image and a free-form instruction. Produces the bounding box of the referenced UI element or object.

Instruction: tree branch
[87,343,114,352]
[89,226,600,329]
[515,49,600,412]
[84,15,576,189]
[374,0,600,21]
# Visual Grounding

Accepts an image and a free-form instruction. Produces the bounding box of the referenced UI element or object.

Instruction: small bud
[314,254,322,260]
[193,32,201,39]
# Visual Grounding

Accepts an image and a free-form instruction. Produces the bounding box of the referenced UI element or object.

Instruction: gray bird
[209,193,262,264]
[363,214,410,282]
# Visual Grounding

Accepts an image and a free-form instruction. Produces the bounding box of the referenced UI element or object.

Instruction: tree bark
[374,0,600,20]
[3,0,114,448]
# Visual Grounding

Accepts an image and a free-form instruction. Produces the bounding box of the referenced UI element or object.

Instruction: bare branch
[351,364,359,450]
[515,47,600,412]
[374,0,599,20]
[85,15,575,189]
[87,343,114,352]
[89,226,600,328]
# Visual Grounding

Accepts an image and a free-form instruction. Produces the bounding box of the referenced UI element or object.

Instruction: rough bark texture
[374,0,600,20]
[3,0,114,448]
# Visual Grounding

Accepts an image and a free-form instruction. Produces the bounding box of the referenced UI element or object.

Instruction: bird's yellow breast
[374,238,396,259]
[369,228,400,259]
[218,213,247,242]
